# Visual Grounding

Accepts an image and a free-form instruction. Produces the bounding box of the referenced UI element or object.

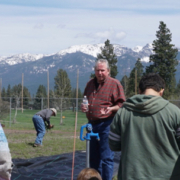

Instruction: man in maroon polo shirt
[81,59,125,180]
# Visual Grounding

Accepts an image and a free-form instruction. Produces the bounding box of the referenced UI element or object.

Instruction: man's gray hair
[94,59,110,70]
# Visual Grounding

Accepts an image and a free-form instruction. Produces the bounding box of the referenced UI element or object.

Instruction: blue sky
[0,0,180,56]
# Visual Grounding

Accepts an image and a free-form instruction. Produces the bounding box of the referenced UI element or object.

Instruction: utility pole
[47,70,49,108]
[22,74,24,113]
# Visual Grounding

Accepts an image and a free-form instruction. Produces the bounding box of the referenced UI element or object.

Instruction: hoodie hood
[123,95,169,115]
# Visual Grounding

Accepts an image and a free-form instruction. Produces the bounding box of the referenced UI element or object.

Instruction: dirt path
[4,128,73,134]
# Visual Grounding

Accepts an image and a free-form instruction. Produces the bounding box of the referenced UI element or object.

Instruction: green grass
[3,109,88,159]
[7,131,86,159]
[3,109,87,131]
[2,109,118,179]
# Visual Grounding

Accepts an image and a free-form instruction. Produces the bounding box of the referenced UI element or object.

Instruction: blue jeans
[90,118,114,180]
[32,115,46,145]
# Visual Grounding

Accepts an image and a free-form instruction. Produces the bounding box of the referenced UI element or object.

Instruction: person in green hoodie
[109,73,180,180]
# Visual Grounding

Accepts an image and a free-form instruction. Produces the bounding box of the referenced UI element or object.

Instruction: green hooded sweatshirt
[109,95,180,180]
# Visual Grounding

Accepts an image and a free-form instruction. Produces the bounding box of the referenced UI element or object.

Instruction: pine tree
[1,87,6,100]
[71,88,83,112]
[34,85,47,109]
[23,87,31,108]
[54,69,71,98]
[0,87,8,119]
[175,80,180,97]
[91,39,118,78]
[49,89,56,108]
[0,98,9,120]
[6,84,11,98]
[120,75,128,97]
[145,21,178,98]
[11,84,31,123]
[71,88,82,99]
[54,69,71,124]
[126,58,144,98]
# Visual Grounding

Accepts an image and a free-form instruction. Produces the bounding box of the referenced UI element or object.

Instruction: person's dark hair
[139,73,165,93]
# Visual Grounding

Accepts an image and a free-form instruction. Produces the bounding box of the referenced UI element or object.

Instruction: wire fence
[0,97,85,130]
[1,97,180,128]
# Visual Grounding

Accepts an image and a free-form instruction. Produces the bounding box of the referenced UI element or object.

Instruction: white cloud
[34,23,44,29]
[75,29,126,44]
[57,24,66,29]
[0,2,180,56]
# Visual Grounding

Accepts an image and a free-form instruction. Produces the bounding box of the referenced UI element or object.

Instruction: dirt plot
[4,129,80,144]
[4,129,74,134]
[4,129,36,134]
[4,127,84,159]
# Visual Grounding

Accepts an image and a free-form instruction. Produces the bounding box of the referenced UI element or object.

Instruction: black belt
[88,118,112,125]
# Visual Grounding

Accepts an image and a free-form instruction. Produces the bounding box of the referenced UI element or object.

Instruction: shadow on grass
[27,142,34,147]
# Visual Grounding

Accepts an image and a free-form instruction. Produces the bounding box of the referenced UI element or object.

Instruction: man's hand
[100,105,120,114]
[48,124,54,129]
[100,107,112,115]
[81,103,89,113]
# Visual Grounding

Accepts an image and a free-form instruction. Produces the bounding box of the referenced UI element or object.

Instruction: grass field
[3,109,87,131]
[2,109,118,179]
[3,109,87,158]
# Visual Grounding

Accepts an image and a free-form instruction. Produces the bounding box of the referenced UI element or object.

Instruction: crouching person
[32,108,57,147]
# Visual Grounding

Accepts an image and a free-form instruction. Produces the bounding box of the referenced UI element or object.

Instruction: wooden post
[22,74,24,113]
[60,98,63,124]
[71,69,79,180]
[47,70,49,108]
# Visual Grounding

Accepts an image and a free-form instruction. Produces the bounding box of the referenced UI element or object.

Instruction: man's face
[95,62,110,83]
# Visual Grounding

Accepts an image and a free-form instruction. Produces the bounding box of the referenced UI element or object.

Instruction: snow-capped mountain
[57,44,103,57]
[0,43,153,66]
[0,43,179,95]
[56,43,151,58]
[0,53,45,65]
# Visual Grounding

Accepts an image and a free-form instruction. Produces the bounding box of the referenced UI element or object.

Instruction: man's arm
[45,109,54,126]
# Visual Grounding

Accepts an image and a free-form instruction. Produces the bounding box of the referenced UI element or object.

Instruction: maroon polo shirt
[84,76,126,121]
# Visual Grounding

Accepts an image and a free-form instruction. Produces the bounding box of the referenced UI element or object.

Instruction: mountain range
[0,43,180,95]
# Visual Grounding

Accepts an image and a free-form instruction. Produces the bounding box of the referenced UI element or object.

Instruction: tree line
[0,69,83,113]
[120,21,179,99]
[98,21,179,100]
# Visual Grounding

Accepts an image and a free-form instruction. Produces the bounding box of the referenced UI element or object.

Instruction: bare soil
[4,128,74,135]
